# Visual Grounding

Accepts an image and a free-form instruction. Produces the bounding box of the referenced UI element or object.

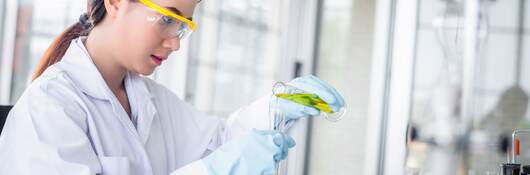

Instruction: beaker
[270,81,346,125]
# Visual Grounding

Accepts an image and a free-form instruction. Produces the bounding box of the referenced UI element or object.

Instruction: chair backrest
[0,105,13,135]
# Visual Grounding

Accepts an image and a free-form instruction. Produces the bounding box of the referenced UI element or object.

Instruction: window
[406,0,530,173]
[184,0,288,117]
[307,0,375,174]
[0,0,85,104]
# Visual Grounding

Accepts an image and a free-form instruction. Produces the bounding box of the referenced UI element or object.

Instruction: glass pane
[406,0,530,174]
[186,0,284,117]
[0,0,5,57]
[7,0,85,104]
[308,0,374,174]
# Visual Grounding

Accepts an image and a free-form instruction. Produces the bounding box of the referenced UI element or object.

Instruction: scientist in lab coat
[0,0,345,174]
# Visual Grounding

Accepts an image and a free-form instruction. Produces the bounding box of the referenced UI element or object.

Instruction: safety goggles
[138,0,197,39]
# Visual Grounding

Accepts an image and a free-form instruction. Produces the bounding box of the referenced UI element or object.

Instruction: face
[109,0,197,75]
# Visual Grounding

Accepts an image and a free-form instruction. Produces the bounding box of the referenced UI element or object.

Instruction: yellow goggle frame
[138,0,197,31]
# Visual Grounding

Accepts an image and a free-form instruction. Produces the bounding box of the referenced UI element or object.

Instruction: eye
[160,16,175,25]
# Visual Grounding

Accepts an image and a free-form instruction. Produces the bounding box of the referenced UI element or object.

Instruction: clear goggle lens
[145,9,193,39]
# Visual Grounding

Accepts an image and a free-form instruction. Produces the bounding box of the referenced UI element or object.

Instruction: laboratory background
[1,0,530,174]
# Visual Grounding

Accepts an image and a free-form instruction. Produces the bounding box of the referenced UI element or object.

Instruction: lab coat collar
[60,37,157,145]
[127,72,157,145]
[59,37,110,100]
[60,37,155,101]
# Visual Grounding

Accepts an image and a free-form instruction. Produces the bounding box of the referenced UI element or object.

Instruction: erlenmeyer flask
[269,81,347,132]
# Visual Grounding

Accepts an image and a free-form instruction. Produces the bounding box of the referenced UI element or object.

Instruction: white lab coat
[0,37,273,175]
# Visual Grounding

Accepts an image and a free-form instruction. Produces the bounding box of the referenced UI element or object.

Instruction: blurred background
[2,0,530,174]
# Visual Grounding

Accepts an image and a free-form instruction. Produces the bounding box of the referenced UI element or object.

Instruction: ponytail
[32,22,88,80]
[32,0,107,81]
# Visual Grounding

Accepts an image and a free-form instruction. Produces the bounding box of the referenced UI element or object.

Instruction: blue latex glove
[276,75,345,121]
[203,129,296,175]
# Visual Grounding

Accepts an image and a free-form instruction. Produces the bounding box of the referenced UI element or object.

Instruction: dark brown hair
[32,0,107,80]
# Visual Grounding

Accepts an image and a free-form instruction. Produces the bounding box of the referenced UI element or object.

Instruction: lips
[151,55,167,65]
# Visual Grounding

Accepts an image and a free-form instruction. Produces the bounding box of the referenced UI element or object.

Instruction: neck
[85,27,127,93]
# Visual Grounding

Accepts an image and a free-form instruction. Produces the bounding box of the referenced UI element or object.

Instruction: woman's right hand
[202,129,295,175]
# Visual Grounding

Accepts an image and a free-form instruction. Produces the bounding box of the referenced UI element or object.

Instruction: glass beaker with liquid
[269,82,346,129]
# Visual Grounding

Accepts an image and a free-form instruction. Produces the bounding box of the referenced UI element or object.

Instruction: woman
[0,0,344,174]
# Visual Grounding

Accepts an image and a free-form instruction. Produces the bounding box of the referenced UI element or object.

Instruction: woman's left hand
[275,75,345,121]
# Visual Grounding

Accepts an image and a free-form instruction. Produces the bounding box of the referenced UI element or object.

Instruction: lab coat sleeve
[143,80,222,175]
[167,94,276,175]
[0,76,101,175]
[224,94,275,138]
[147,77,273,175]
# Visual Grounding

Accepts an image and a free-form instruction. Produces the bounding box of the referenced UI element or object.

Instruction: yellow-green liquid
[275,93,333,113]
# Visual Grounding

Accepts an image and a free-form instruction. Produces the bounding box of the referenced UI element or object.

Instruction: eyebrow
[166,7,193,21]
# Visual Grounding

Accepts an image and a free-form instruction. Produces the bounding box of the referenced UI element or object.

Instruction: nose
[162,37,181,52]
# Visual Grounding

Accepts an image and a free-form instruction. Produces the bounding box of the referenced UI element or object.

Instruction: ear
[103,0,122,18]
